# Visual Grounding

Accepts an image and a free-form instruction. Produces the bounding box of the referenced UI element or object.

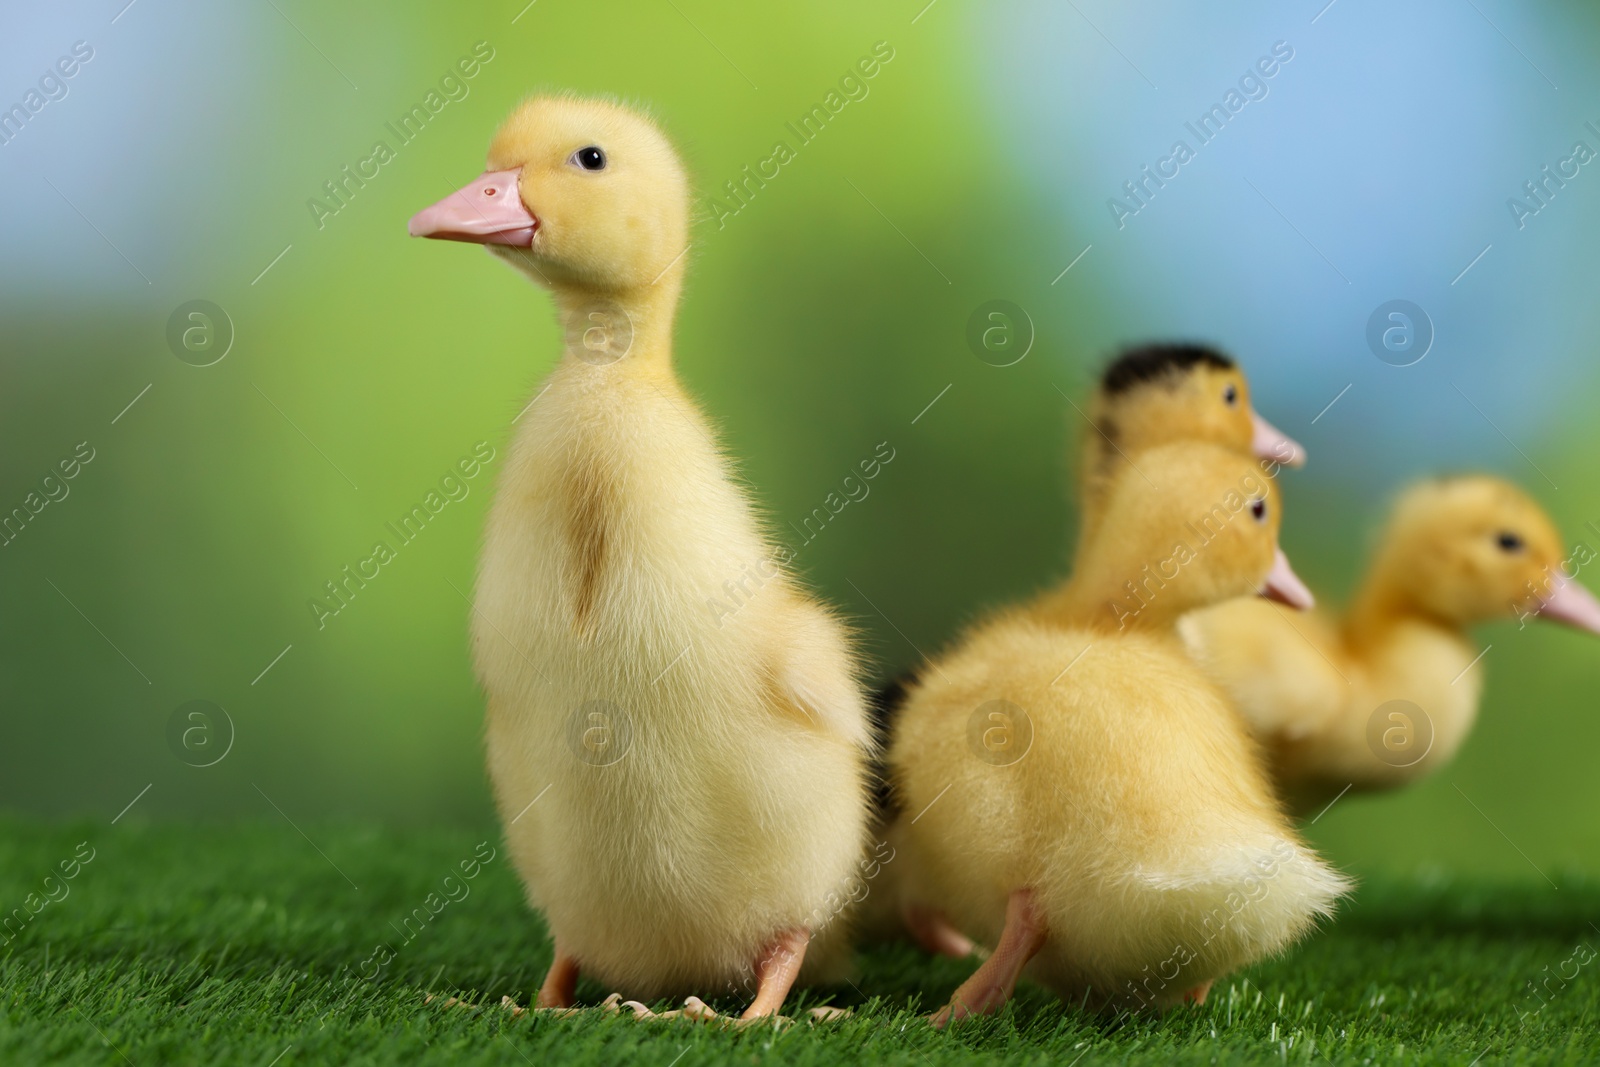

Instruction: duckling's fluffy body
[426,96,871,1004]
[1180,600,1480,808]
[479,362,870,1000]
[890,616,1344,1010]
[890,444,1348,1013]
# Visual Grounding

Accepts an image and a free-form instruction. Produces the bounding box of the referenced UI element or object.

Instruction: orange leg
[1183,980,1214,1006]
[931,889,1046,1028]
[739,927,810,1020]
[905,903,977,959]
[535,943,580,1009]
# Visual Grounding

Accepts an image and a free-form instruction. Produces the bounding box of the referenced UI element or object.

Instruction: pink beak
[1252,410,1306,468]
[1260,547,1315,610]
[1534,577,1600,635]
[408,168,538,246]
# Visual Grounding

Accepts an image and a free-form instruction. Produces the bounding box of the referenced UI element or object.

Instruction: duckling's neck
[1036,570,1190,635]
[549,272,682,375]
[1342,565,1456,652]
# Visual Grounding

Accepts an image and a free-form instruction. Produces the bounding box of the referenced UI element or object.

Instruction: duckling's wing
[763,599,874,751]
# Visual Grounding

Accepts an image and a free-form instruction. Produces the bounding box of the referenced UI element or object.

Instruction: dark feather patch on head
[1101,343,1235,395]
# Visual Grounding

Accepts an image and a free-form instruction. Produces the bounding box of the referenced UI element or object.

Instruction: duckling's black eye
[571,146,607,171]
[1223,383,1239,407]
[1250,498,1267,523]
[1496,530,1525,553]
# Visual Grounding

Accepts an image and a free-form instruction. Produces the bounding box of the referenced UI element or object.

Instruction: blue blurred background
[2,0,1597,882]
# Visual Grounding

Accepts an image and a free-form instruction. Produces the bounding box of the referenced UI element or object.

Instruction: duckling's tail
[1130,835,1353,969]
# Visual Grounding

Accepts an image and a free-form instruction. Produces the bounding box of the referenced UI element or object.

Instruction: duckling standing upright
[890,443,1349,1020]
[410,96,873,1017]
[1183,475,1600,814]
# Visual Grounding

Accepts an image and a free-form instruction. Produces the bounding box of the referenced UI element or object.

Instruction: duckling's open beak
[1260,547,1315,610]
[1533,577,1600,635]
[408,169,538,246]
[1252,411,1306,468]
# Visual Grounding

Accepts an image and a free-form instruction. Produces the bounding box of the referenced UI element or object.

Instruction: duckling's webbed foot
[535,943,580,1009]
[904,903,978,959]
[807,1005,852,1022]
[601,993,795,1027]
[930,888,1046,1028]
[423,992,576,1019]
[602,994,698,1020]
[1183,980,1214,1006]
[591,929,810,1025]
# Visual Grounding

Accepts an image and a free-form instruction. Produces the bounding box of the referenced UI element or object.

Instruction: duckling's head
[1080,441,1312,628]
[1091,344,1305,469]
[1371,475,1600,633]
[409,95,689,294]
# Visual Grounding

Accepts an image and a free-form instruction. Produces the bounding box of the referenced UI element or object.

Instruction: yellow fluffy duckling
[890,442,1349,1021]
[878,344,1305,960]
[410,96,873,1019]
[1075,343,1304,562]
[1182,475,1600,815]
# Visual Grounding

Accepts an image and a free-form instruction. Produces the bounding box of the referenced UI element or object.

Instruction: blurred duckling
[890,442,1349,1021]
[1182,475,1600,815]
[410,95,873,1019]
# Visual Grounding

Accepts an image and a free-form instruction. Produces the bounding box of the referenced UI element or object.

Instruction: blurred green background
[2,0,1598,886]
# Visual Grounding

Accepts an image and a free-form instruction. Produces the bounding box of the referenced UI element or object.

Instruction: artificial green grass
[1,818,1595,1065]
